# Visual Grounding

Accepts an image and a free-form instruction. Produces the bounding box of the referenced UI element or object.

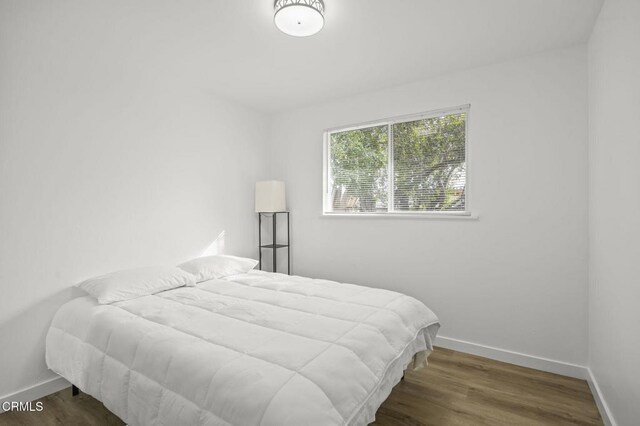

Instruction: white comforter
[46,271,439,426]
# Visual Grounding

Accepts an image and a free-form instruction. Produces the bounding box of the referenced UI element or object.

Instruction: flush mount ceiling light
[274,0,325,37]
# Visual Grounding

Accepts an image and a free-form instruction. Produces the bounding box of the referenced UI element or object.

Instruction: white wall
[269,47,589,366]
[588,0,640,424]
[0,4,269,399]
[0,0,611,408]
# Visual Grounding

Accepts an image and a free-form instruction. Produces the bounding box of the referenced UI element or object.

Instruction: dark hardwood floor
[373,347,602,426]
[0,347,602,425]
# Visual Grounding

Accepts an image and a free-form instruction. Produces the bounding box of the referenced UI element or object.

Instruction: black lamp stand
[258,211,290,274]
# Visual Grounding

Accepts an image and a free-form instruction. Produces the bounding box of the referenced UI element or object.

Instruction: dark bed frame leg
[72,385,79,396]
[401,372,405,381]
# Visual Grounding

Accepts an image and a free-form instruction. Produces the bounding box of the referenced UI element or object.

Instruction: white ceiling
[21,0,604,112]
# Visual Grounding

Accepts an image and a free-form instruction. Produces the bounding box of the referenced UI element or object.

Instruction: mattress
[46,270,440,425]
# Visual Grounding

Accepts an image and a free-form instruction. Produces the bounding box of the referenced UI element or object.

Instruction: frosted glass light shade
[274,0,325,37]
[255,181,286,212]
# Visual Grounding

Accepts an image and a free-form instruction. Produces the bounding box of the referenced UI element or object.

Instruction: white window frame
[322,104,472,218]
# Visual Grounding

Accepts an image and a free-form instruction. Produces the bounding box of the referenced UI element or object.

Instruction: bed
[46,270,440,426]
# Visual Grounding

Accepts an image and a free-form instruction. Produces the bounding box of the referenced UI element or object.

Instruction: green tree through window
[329,125,388,212]
[326,107,467,214]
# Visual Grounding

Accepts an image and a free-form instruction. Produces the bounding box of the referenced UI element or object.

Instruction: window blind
[393,112,466,212]
[326,106,468,215]
[328,124,388,213]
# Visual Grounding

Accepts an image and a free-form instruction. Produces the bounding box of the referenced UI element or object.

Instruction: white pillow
[178,255,259,282]
[77,266,196,304]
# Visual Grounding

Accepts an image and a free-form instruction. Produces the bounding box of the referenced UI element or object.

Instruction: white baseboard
[0,376,69,414]
[435,335,588,379]
[586,368,617,426]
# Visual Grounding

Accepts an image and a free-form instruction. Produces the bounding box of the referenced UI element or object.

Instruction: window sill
[320,212,479,220]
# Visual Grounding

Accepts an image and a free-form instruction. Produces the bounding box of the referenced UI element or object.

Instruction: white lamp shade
[255,181,286,213]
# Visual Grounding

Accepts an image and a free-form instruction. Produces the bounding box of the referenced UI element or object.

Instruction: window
[324,105,469,216]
